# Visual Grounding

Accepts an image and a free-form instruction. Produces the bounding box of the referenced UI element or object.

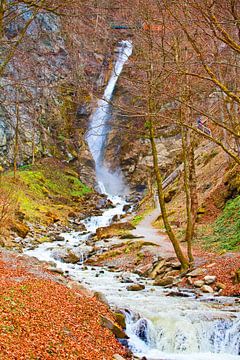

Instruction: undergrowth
[203,195,240,252]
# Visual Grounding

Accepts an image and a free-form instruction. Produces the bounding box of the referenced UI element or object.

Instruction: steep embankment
[0,249,128,360]
[0,158,112,249]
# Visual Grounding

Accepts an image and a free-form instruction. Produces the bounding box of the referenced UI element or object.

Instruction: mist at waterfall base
[86,40,133,196]
[24,39,240,360]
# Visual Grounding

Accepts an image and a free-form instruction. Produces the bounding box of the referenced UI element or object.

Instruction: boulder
[100,316,128,339]
[63,250,79,264]
[187,268,207,277]
[204,275,216,285]
[11,221,30,238]
[153,276,174,286]
[127,284,145,291]
[215,282,226,290]
[114,312,126,329]
[194,280,204,288]
[201,285,214,293]
[149,259,166,279]
[96,222,135,240]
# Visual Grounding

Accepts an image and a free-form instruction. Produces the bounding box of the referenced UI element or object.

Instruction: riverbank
[0,248,129,360]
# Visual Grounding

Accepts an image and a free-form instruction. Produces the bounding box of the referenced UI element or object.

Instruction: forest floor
[0,249,129,360]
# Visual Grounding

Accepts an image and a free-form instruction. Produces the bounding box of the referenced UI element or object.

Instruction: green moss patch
[2,161,91,225]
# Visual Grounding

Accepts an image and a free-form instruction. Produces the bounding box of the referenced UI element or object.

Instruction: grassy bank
[0,159,92,237]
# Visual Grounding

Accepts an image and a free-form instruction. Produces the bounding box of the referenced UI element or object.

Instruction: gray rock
[187,268,207,277]
[127,284,145,291]
[201,285,214,293]
[204,275,216,285]
[194,280,205,288]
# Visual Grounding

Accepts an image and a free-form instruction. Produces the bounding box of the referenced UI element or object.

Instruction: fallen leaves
[0,251,127,360]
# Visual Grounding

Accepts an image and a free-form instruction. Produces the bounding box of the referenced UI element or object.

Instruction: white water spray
[86,40,133,195]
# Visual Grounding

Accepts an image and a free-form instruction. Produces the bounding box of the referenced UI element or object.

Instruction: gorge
[0,2,240,359]
[24,40,240,360]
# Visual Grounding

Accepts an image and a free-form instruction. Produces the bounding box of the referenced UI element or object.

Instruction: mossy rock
[114,312,126,329]
[11,221,30,238]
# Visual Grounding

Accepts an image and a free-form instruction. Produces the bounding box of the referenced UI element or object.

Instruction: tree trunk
[148,118,189,270]
[14,90,20,179]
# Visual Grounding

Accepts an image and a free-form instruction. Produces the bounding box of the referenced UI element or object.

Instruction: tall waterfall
[86,40,133,195]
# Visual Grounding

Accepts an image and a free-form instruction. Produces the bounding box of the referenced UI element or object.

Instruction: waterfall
[86,40,133,196]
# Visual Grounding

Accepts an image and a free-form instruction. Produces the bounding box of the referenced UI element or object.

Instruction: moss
[2,162,91,225]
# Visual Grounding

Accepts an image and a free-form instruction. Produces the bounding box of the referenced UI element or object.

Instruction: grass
[1,161,91,225]
[202,195,240,252]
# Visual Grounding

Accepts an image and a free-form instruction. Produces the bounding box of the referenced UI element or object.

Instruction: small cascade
[124,308,240,358]
[86,40,133,195]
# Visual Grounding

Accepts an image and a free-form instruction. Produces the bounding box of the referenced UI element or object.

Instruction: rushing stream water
[25,41,240,359]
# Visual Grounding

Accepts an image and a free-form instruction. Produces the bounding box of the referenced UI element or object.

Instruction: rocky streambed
[22,194,240,360]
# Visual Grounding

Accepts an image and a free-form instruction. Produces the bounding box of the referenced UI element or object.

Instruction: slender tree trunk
[14,90,20,179]
[148,117,189,270]
[181,125,194,263]
[0,0,6,39]
[189,134,198,242]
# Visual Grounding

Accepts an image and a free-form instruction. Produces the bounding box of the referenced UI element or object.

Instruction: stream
[25,40,240,360]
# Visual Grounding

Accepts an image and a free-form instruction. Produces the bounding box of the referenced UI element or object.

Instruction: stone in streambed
[127,284,145,291]
[201,285,214,293]
[96,222,135,240]
[153,276,175,286]
[114,312,126,329]
[100,315,128,339]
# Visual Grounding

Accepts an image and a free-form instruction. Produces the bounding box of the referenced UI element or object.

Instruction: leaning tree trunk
[148,117,189,270]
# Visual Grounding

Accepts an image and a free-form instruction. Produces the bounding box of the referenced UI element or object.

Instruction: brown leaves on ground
[0,251,127,360]
[188,249,240,296]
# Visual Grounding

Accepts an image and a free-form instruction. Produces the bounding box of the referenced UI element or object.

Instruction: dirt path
[132,205,176,258]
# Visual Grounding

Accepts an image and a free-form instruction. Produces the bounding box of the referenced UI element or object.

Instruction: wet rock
[204,275,216,285]
[100,316,128,339]
[96,222,135,240]
[153,276,174,286]
[114,312,126,329]
[187,268,207,277]
[201,285,214,293]
[123,204,131,213]
[127,284,145,291]
[166,291,191,297]
[52,235,65,241]
[194,280,205,288]
[63,250,80,264]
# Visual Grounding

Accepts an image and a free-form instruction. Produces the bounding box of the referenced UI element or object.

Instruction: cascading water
[86,40,133,196]
[24,40,240,360]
